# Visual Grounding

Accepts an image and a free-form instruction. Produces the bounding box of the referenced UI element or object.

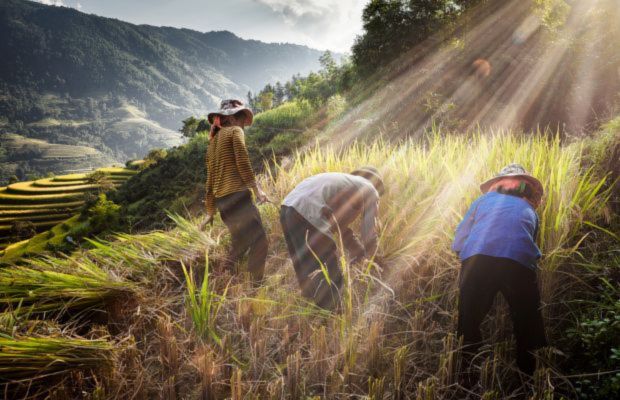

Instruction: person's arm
[361,190,379,257]
[205,143,216,218]
[451,198,479,254]
[531,211,542,260]
[341,227,365,263]
[231,128,267,202]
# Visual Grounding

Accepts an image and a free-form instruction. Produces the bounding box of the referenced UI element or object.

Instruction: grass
[0,213,73,223]
[0,191,85,204]
[0,201,85,210]
[0,216,84,263]
[7,181,99,194]
[253,99,314,130]
[181,254,228,345]
[270,132,609,269]
[0,336,115,381]
[0,208,77,217]
[0,130,615,398]
[32,178,89,187]
[0,253,134,314]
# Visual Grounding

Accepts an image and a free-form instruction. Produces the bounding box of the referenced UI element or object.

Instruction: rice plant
[0,130,613,398]
[0,256,134,314]
[0,335,115,381]
[268,131,610,271]
[181,252,228,345]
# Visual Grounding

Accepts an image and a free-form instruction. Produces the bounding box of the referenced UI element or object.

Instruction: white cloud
[36,0,67,6]
[253,0,365,52]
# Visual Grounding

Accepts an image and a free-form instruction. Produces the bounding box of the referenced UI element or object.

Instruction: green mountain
[0,0,326,182]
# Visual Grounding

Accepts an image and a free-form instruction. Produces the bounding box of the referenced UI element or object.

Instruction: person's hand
[254,188,269,204]
[199,214,214,230]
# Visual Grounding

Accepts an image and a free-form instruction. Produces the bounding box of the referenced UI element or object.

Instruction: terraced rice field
[0,168,137,250]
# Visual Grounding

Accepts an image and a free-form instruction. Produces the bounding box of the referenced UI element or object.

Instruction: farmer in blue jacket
[452,164,547,376]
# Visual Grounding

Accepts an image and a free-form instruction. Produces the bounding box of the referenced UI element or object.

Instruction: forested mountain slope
[0,0,325,181]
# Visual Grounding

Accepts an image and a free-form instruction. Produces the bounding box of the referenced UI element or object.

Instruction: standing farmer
[202,99,268,283]
[280,167,384,310]
[452,164,547,376]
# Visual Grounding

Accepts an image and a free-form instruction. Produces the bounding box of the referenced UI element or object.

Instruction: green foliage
[86,194,121,233]
[352,0,476,77]
[86,171,108,185]
[142,148,168,169]
[326,94,347,119]
[180,116,210,139]
[181,256,227,344]
[252,100,314,132]
[251,51,354,112]
[112,134,210,230]
[534,0,571,31]
[564,251,620,399]
[258,91,274,112]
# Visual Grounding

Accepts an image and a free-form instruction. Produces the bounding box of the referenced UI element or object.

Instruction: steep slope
[0,0,325,181]
[0,131,616,398]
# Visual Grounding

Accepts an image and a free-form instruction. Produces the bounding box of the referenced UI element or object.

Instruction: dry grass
[0,132,613,399]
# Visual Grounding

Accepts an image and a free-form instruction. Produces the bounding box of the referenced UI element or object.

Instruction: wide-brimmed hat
[480,163,544,200]
[208,99,253,126]
[351,166,385,196]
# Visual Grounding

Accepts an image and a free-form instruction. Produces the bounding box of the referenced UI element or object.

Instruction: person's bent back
[452,163,546,377]
[280,167,384,310]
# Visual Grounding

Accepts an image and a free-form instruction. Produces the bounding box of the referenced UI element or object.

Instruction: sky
[34,0,367,53]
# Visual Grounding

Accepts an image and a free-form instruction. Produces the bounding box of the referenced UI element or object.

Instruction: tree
[274,82,285,106]
[180,116,209,138]
[319,51,337,76]
[247,91,255,112]
[180,116,199,138]
[352,0,478,77]
[259,91,274,112]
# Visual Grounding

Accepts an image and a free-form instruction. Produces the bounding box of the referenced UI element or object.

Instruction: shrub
[86,170,108,184]
[326,94,347,118]
[86,194,121,232]
[142,148,168,169]
[10,221,36,241]
[252,100,313,131]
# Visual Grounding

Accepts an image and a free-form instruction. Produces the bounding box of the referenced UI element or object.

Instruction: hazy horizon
[34,0,365,53]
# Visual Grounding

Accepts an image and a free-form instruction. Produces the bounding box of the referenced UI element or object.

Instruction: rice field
[0,168,138,250]
[0,131,615,398]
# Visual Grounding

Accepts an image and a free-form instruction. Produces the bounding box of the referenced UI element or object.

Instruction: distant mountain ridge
[0,0,326,182]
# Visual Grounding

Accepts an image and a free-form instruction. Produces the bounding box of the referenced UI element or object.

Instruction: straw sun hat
[351,166,385,196]
[480,163,544,203]
[207,99,254,126]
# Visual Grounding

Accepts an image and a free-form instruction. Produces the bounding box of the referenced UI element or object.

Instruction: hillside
[0,0,326,182]
[0,129,617,398]
[0,166,137,255]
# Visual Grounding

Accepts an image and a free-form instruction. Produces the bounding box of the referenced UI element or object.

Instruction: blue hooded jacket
[452,191,541,269]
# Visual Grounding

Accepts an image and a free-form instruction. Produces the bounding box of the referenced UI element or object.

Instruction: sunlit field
[0,130,613,398]
[0,168,138,258]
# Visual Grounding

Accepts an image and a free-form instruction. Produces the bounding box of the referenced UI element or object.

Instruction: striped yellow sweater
[205,126,256,215]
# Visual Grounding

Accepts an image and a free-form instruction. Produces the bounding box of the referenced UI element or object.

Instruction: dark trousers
[280,206,343,310]
[457,255,547,375]
[215,190,268,282]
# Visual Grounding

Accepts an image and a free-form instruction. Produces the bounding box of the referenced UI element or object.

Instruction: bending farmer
[203,99,268,283]
[280,167,384,310]
[452,163,547,376]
